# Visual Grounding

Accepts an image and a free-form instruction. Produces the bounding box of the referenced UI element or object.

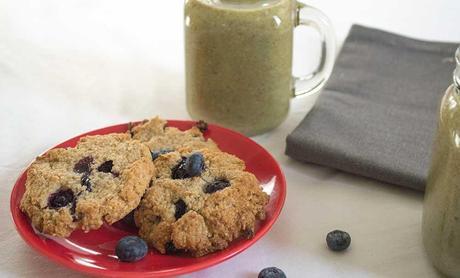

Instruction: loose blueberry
[204,179,230,193]
[73,156,93,174]
[165,241,178,254]
[258,267,286,278]
[196,120,208,133]
[151,149,173,161]
[115,236,148,262]
[171,157,188,179]
[326,230,351,251]
[174,199,187,220]
[97,160,113,173]
[184,153,205,178]
[81,174,92,192]
[48,188,75,209]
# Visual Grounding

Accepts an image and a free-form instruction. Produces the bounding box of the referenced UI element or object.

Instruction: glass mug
[184,0,335,136]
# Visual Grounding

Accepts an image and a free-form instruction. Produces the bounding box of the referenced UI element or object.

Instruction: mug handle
[293,2,336,98]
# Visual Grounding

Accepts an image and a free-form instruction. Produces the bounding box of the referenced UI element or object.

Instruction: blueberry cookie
[129,117,218,153]
[20,133,154,237]
[135,148,269,257]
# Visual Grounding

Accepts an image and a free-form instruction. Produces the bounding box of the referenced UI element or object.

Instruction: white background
[1,0,459,277]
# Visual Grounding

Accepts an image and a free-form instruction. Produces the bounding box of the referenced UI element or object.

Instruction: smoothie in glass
[185,0,295,136]
[422,47,460,278]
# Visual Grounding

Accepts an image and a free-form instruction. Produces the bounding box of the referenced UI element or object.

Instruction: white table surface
[1,0,459,277]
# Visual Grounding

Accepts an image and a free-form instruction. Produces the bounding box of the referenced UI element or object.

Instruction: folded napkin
[286,25,458,191]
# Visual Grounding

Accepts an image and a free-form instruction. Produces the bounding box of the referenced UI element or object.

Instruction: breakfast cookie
[20,133,154,237]
[129,117,219,152]
[135,148,269,257]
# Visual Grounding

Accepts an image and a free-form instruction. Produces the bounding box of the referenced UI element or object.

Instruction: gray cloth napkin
[286,24,458,191]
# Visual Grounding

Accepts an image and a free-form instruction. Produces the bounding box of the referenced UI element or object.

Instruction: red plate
[10,120,286,277]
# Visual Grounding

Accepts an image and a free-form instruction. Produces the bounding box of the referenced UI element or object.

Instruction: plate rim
[10,120,287,277]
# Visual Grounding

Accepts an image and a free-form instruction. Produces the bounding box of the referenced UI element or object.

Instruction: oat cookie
[129,117,218,152]
[20,133,154,237]
[135,148,269,257]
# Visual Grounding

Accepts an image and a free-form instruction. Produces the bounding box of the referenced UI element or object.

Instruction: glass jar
[184,0,335,136]
[422,46,460,277]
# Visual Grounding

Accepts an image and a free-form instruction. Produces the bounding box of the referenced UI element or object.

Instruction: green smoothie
[422,51,460,277]
[184,0,295,136]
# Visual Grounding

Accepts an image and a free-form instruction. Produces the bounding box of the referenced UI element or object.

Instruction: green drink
[422,47,460,278]
[185,0,335,136]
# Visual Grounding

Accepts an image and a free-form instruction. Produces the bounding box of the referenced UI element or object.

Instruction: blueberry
[326,230,351,251]
[174,199,187,220]
[48,188,75,209]
[184,153,205,177]
[81,174,92,191]
[151,149,173,161]
[196,120,208,133]
[204,179,230,193]
[171,153,205,179]
[165,241,178,254]
[115,236,148,262]
[73,156,93,174]
[71,201,78,221]
[171,157,188,179]
[97,160,113,173]
[258,267,286,278]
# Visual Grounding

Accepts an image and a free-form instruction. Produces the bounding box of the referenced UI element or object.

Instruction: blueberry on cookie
[171,153,205,179]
